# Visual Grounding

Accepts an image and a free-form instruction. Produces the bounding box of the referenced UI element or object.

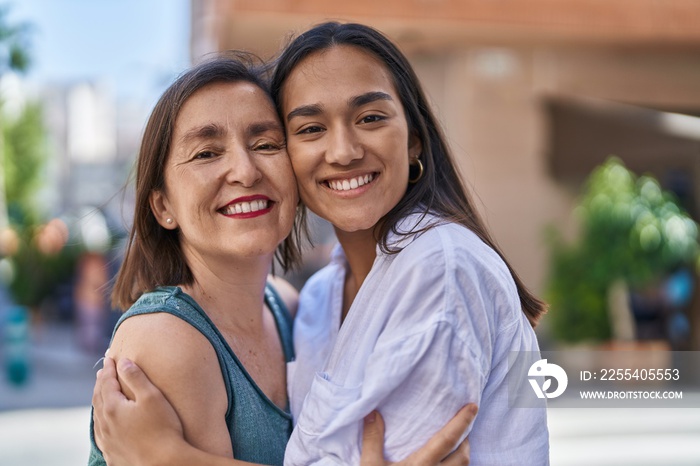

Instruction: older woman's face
[152,81,298,267]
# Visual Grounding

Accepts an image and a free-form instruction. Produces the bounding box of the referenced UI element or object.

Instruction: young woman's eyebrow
[349,91,392,109]
[286,103,323,122]
[286,92,393,123]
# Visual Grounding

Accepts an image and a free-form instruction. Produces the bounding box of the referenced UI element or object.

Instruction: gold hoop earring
[408,158,424,184]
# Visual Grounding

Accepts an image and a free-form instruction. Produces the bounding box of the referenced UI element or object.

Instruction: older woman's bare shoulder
[109,312,225,401]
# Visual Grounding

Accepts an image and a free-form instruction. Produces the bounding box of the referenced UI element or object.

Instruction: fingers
[100,357,127,405]
[115,357,158,402]
[93,356,116,411]
[102,355,118,383]
[94,356,123,424]
[93,356,121,453]
[446,404,478,439]
[92,370,103,410]
[360,411,387,466]
[409,404,478,465]
[440,433,471,466]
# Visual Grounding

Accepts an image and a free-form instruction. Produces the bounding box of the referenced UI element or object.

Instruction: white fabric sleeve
[285,241,495,465]
[286,324,486,465]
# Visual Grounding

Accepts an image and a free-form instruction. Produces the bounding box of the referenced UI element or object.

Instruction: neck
[181,251,273,333]
[334,227,378,320]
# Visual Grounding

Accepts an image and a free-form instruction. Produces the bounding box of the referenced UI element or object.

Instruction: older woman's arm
[93,311,233,466]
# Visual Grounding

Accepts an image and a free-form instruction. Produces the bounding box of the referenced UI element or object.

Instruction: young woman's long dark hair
[112,52,304,310]
[270,22,546,326]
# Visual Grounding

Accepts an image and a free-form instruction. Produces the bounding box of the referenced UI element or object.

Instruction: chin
[313,206,384,234]
[233,237,284,258]
[333,218,380,234]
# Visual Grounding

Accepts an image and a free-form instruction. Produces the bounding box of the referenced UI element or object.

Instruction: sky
[6,0,191,106]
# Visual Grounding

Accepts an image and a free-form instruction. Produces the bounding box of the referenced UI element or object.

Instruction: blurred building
[16,81,144,345]
[189,0,700,344]
[40,81,141,230]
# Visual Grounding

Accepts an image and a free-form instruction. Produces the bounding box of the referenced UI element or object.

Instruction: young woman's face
[281,45,421,234]
[152,81,298,266]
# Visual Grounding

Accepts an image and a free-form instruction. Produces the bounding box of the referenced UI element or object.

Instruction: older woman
[87,53,301,465]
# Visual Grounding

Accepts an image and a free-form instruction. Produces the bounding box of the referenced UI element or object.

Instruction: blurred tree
[545,157,700,343]
[0,4,34,385]
[0,5,80,311]
[2,100,76,310]
[3,101,45,225]
[0,4,31,230]
[0,5,30,74]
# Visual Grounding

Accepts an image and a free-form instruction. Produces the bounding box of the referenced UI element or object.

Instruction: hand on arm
[93,356,271,466]
[360,405,478,466]
[93,356,184,466]
[92,312,238,466]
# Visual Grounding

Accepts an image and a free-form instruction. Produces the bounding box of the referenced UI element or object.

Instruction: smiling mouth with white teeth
[326,173,376,191]
[219,199,270,215]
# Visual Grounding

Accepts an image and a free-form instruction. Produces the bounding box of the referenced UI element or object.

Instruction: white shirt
[285,213,550,465]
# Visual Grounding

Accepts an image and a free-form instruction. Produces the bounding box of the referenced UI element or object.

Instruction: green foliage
[3,101,46,223]
[0,3,77,309]
[0,4,31,74]
[7,225,81,308]
[546,157,699,343]
[1,101,78,308]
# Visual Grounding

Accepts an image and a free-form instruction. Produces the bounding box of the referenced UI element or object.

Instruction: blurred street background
[1,0,700,465]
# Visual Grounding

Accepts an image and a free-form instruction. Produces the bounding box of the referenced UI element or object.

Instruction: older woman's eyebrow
[349,91,392,108]
[248,120,284,136]
[179,123,226,144]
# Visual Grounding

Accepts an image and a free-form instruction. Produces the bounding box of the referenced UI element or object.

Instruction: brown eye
[360,115,384,124]
[297,125,324,135]
[253,141,284,153]
[194,151,217,160]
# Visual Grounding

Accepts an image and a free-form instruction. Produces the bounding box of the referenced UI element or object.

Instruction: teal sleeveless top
[88,284,294,466]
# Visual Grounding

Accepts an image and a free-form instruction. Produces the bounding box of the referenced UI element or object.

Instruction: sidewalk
[0,320,100,466]
[0,320,102,411]
[0,406,92,466]
[549,405,700,465]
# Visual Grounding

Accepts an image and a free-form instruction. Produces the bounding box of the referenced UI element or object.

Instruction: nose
[325,125,362,165]
[224,147,262,187]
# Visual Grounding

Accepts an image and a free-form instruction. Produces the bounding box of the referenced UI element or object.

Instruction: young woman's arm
[96,312,233,464]
[92,357,476,466]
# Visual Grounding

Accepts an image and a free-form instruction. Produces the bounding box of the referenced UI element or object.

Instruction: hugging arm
[361,406,477,466]
[92,312,233,465]
[93,356,257,466]
[92,357,476,466]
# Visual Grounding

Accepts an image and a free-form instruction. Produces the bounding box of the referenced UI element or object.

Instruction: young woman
[93,21,549,465]
[88,52,474,466]
[273,22,548,465]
